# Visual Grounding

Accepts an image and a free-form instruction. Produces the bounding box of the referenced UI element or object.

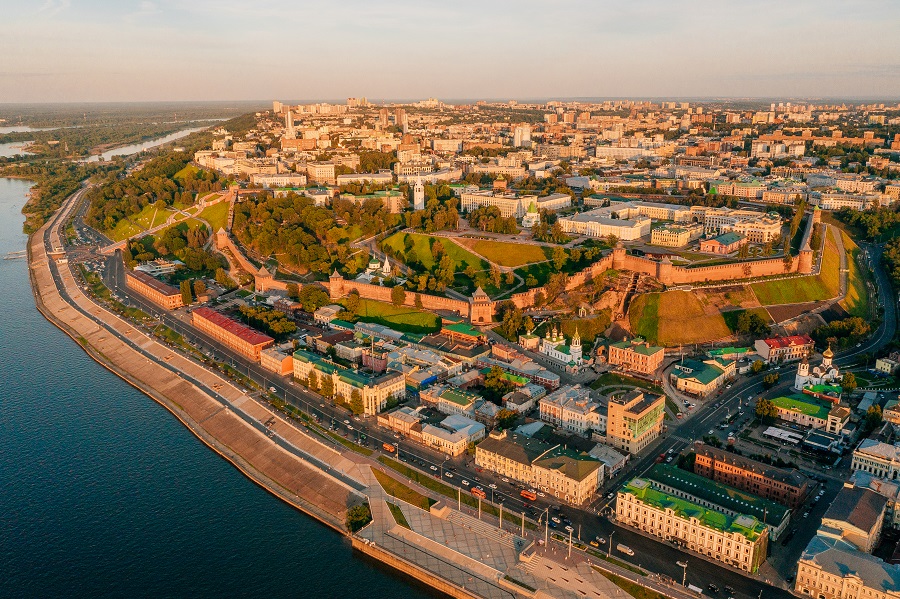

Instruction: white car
[488,483,497,489]
[445,472,454,479]
[462,479,470,486]
[501,477,510,483]
[430,465,438,472]
[564,525,574,532]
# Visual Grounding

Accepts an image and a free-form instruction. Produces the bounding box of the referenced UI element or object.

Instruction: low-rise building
[819,484,888,554]
[698,232,746,254]
[191,307,274,361]
[260,347,294,376]
[754,335,815,363]
[538,385,603,436]
[605,390,665,454]
[557,209,651,241]
[421,414,485,456]
[769,394,850,432]
[475,430,603,504]
[377,406,425,437]
[125,269,183,310]
[693,443,810,509]
[796,534,900,599]
[617,477,768,573]
[650,223,705,247]
[420,385,480,417]
[606,338,665,375]
[670,358,736,397]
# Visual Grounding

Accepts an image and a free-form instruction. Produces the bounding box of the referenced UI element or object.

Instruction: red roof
[763,334,813,349]
[126,269,180,296]
[192,307,274,347]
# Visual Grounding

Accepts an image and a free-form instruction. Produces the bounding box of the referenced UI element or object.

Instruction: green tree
[297,285,330,313]
[866,405,883,429]
[285,282,300,300]
[391,285,406,308]
[350,389,364,415]
[755,398,778,422]
[320,375,334,399]
[192,279,207,298]
[842,372,858,394]
[525,274,538,287]
[762,373,780,389]
[215,267,236,290]
[308,371,319,392]
[345,291,361,316]
[346,503,372,532]
[414,293,423,309]
[496,408,519,429]
[180,279,193,305]
[552,246,568,270]
[751,360,765,374]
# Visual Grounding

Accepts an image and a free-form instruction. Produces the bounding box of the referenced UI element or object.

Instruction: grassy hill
[750,228,840,305]
[630,290,731,346]
[382,232,488,271]
[457,238,551,267]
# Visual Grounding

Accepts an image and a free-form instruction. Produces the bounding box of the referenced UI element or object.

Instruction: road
[72,199,896,599]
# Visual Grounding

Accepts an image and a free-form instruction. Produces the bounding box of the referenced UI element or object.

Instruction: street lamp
[677,560,688,587]
[608,531,615,558]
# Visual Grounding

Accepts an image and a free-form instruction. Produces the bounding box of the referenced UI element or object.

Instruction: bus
[520,489,537,501]
[382,443,396,453]
[471,487,487,499]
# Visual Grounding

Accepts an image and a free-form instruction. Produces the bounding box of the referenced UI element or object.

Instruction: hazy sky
[3,0,900,103]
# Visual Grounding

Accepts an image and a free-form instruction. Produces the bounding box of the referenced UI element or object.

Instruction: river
[0,177,438,598]
[85,128,207,162]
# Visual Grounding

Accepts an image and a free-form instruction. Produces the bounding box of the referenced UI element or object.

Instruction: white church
[539,325,583,371]
[794,345,840,391]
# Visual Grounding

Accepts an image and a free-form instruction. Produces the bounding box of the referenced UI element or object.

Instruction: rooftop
[193,307,274,346]
[694,444,810,488]
[762,334,814,350]
[771,394,832,421]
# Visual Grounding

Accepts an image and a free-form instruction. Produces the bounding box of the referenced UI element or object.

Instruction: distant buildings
[557,208,651,241]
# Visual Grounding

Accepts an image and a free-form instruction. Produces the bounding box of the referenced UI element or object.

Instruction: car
[857,343,863,348]
[606,493,615,500]
[708,429,715,435]
[803,511,810,518]
[724,586,735,594]
[538,491,546,497]
[726,384,732,389]
[549,521,557,529]
[343,419,350,425]
[551,516,561,524]
[430,465,438,471]
[596,537,606,545]
[501,478,510,483]
[589,540,599,547]
[461,479,470,486]
[445,472,453,479]
[347,425,354,431]
[564,525,574,532]
[666,456,673,463]
[708,584,719,593]
[489,483,497,489]
[786,576,795,584]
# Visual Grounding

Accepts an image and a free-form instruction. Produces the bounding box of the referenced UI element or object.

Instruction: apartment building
[606,338,665,375]
[125,269,183,310]
[292,349,405,416]
[421,414,485,456]
[538,385,603,436]
[191,307,274,361]
[693,443,810,509]
[475,430,603,504]
[305,161,337,184]
[796,535,900,599]
[250,173,308,188]
[605,390,665,454]
[260,347,293,376]
[617,477,769,573]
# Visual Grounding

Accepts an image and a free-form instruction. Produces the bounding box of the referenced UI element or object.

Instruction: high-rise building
[284,110,295,139]
[412,178,425,210]
[605,390,664,454]
[513,125,531,147]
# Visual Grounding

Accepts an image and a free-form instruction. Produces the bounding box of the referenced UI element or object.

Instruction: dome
[822,345,834,359]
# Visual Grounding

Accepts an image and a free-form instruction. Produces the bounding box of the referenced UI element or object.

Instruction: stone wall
[326,275,471,319]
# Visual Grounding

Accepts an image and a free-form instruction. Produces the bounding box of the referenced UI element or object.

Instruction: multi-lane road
[60,194,896,598]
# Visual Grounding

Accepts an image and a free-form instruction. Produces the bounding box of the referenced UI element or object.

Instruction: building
[538,385,603,436]
[539,325,583,370]
[795,347,840,391]
[849,470,900,530]
[693,443,811,509]
[670,358,736,397]
[250,173,308,188]
[557,209,651,241]
[616,477,769,573]
[475,430,603,505]
[191,307,274,361]
[852,440,900,481]
[754,335,815,364]
[421,414,485,456]
[645,464,790,541]
[124,269,183,310]
[820,485,888,554]
[606,338,665,375]
[377,406,424,437]
[420,385,480,417]
[605,390,665,454]
[292,349,404,416]
[769,394,850,432]
[260,347,294,376]
[796,534,900,599]
[698,232,747,255]
[650,223,704,247]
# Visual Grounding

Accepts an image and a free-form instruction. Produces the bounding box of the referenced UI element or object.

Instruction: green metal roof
[610,338,664,355]
[708,347,751,357]
[621,478,767,541]
[443,322,482,338]
[710,232,744,246]
[440,388,480,407]
[672,359,726,385]
[770,394,831,420]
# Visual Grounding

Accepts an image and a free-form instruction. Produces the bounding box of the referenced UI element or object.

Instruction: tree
[180,279,193,305]
[762,373,780,389]
[414,293,423,309]
[297,285,330,313]
[866,405,883,429]
[552,246,568,270]
[755,398,778,422]
[842,372,858,394]
[345,291,361,316]
[525,274,538,287]
[505,271,515,285]
[307,371,319,392]
[496,409,519,429]
[285,282,300,300]
[346,503,372,532]
[431,239,445,260]
[349,389,364,415]
[215,267,236,290]
[496,301,524,340]
[192,279,207,298]
[320,375,334,399]
[751,360,765,374]
[391,285,406,308]
[490,264,502,288]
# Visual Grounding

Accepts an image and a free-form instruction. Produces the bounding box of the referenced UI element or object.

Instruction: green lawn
[590,372,663,395]
[464,239,550,267]
[198,200,230,233]
[373,469,436,511]
[345,298,441,334]
[840,230,870,318]
[108,218,144,242]
[751,231,840,305]
[173,164,200,181]
[382,232,488,271]
[387,502,411,529]
[593,569,664,599]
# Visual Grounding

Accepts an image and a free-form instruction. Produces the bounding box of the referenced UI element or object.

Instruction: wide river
[0,177,438,598]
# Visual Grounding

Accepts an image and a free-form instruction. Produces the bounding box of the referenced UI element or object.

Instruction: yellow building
[650,223,704,247]
[605,390,665,454]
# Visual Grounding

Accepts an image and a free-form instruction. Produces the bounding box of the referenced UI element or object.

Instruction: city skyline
[3,0,900,103]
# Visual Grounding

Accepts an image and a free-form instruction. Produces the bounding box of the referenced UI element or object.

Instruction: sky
[2,0,900,103]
